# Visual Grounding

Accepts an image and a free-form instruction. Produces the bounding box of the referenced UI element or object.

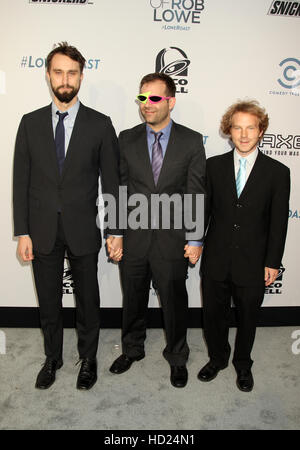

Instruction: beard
[141,108,168,127]
[51,82,80,104]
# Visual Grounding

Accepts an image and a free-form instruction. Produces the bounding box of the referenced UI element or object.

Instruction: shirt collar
[51,99,80,123]
[234,147,258,166]
[146,119,173,140]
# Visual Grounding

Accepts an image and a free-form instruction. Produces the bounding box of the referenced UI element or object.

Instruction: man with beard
[109,73,206,388]
[13,43,122,390]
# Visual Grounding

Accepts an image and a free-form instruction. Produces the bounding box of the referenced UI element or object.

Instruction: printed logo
[268,1,300,17]
[29,0,92,5]
[291,330,300,355]
[269,58,300,97]
[265,266,285,295]
[289,209,300,219]
[19,56,100,70]
[150,0,205,31]
[259,134,300,157]
[156,47,190,94]
[63,257,74,295]
[278,58,300,89]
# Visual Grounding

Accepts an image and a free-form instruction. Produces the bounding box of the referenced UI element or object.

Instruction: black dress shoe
[35,358,63,389]
[109,354,144,374]
[170,365,188,388]
[76,358,97,390]
[197,362,224,382]
[236,369,254,392]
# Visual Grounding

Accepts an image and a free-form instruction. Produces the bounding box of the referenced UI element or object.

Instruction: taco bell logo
[156,47,190,94]
[265,266,285,295]
[63,257,74,295]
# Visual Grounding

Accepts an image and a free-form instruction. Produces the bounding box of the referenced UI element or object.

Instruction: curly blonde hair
[220,100,269,136]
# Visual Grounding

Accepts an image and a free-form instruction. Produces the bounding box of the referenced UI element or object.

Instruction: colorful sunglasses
[136,91,171,104]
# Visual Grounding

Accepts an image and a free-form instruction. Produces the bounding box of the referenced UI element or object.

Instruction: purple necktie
[151,131,163,185]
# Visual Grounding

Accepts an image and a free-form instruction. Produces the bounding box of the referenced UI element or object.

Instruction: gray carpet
[0,327,299,430]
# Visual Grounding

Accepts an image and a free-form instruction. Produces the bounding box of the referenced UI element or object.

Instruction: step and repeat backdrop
[0,0,299,322]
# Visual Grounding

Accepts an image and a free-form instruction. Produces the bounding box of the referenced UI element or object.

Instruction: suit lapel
[225,150,238,200]
[40,104,61,181]
[60,103,85,181]
[156,122,181,190]
[134,124,156,189]
[239,150,265,200]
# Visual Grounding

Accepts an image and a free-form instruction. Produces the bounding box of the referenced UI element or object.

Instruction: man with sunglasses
[109,73,206,388]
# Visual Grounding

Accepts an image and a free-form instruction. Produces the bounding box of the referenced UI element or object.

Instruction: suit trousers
[120,233,189,365]
[201,274,265,370]
[32,214,101,361]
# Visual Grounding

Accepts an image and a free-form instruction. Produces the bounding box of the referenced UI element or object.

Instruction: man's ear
[169,96,176,111]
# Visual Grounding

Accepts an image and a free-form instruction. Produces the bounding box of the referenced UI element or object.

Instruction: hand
[184,244,203,265]
[264,267,279,286]
[17,236,34,262]
[106,236,123,262]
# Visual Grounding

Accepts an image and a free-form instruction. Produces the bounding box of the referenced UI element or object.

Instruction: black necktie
[151,132,163,185]
[55,111,68,174]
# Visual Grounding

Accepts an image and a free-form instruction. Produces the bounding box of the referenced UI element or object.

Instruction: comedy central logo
[265,266,285,295]
[156,47,190,94]
[278,58,300,90]
[63,257,74,295]
[268,57,300,97]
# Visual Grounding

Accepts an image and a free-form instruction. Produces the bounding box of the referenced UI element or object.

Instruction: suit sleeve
[119,131,129,187]
[185,133,206,242]
[99,117,122,236]
[203,159,212,239]
[13,116,31,236]
[265,165,290,269]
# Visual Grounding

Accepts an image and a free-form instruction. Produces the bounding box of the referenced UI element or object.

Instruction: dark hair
[220,100,269,136]
[140,73,176,97]
[46,42,86,73]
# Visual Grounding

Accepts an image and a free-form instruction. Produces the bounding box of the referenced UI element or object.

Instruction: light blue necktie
[236,157,247,197]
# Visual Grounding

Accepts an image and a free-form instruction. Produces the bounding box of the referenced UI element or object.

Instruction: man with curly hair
[198,100,290,392]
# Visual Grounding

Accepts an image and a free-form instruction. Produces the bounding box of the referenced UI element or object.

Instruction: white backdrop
[1,0,299,311]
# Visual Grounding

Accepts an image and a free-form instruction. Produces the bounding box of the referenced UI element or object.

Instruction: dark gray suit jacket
[13,102,120,256]
[119,121,206,260]
[201,150,290,285]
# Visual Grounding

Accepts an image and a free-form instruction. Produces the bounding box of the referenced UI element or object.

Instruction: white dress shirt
[234,147,258,183]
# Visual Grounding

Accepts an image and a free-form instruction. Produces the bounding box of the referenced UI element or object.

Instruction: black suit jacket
[201,150,290,286]
[119,121,206,260]
[13,102,120,256]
